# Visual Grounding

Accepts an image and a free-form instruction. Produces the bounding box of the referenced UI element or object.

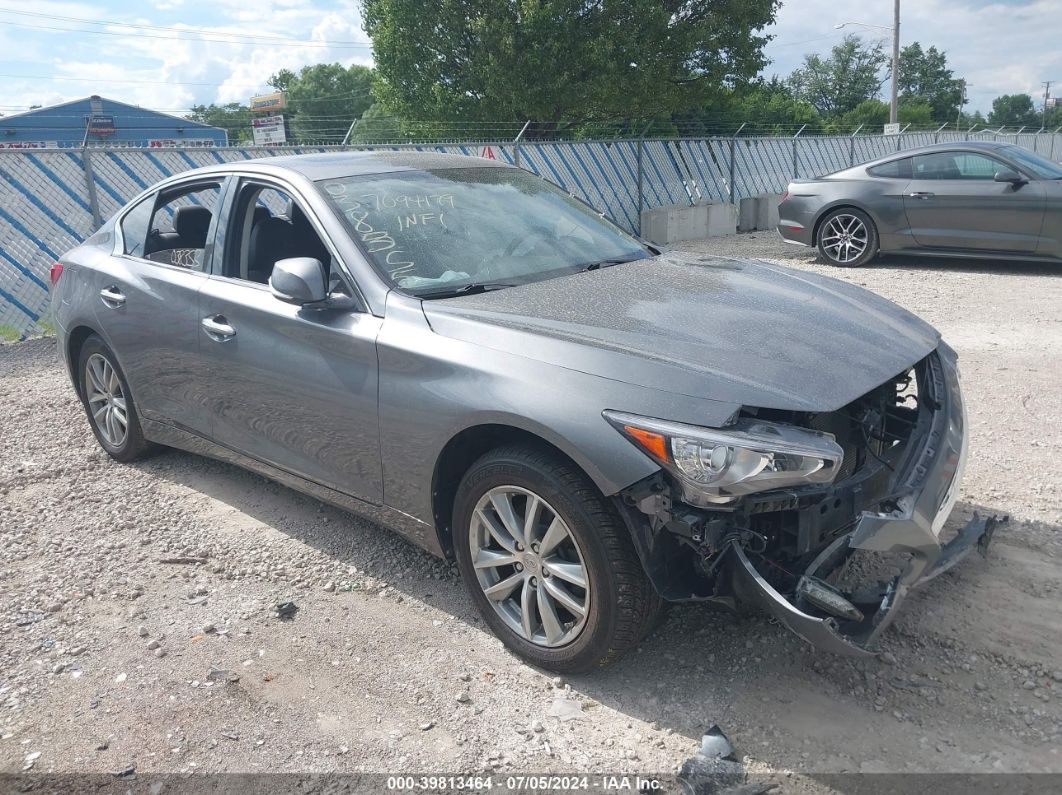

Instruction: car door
[196,176,384,504]
[902,150,1046,252]
[92,178,226,435]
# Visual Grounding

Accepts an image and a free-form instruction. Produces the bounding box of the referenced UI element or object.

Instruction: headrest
[174,205,212,244]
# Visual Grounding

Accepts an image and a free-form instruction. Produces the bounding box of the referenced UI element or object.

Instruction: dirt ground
[2,233,1061,789]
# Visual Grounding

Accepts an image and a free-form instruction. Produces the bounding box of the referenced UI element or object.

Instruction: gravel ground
[2,233,1061,787]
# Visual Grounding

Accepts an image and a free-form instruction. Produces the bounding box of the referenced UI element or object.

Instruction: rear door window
[142,183,222,270]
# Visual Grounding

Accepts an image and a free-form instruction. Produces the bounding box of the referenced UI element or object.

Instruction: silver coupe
[778,141,1062,267]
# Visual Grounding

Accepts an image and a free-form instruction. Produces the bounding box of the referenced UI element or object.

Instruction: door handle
[906,192,935,199]
[99,285,126,307]
[201,315,236,340]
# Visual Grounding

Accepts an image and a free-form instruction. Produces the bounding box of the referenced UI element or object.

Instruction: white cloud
[3,0,1058,120]
[763,0,1062,115]
[1,0,372,112]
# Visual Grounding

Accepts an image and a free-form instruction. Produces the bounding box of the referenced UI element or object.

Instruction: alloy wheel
[469,486,590,647]
[85,353,128,448]
[821,214,869,264]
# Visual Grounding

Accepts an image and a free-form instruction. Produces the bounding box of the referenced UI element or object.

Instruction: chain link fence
[2,129,1059,337]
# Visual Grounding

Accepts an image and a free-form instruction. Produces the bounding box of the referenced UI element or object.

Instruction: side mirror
[994,169,1025,186]
[269,257,328,305]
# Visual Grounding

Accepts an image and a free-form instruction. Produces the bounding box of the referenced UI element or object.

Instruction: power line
[0,19,371,49]
[0,7,370,48]
[0,72,270,87]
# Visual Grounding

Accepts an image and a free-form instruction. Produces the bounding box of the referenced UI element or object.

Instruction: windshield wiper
[415,282,518,300]
[578,254,648,272]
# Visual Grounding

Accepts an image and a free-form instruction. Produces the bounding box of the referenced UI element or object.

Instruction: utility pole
[956,79,968,131]
[1043,81,1054,130]
[834,6,900,125]
[890,0,901,125]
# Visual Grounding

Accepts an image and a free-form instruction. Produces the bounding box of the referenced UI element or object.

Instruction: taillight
[50,262,63,287]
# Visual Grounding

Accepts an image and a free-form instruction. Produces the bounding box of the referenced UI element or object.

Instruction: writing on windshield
[319,167,645,296]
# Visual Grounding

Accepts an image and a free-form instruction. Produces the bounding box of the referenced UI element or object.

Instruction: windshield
[1002,145,1062,179]
[318,167,648,297]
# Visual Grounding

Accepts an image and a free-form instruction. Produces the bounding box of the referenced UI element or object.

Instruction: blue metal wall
[2,131,1060,337]
[0,97,227,147]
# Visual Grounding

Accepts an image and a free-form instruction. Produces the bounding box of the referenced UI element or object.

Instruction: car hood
[421,252,940,412]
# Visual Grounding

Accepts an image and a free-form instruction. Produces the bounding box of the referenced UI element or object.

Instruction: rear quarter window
[120,194,156,258]
[867,158,911,179]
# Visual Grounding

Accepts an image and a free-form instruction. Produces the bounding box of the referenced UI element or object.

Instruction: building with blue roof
[0,95,228,148]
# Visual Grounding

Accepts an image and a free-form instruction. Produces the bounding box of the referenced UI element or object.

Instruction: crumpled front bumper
[729,344,999,658]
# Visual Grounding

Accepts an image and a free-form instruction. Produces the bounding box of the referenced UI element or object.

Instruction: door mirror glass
[993,169,1024,184]
[269,257,328,305]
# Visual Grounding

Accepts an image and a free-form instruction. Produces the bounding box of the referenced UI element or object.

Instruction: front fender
[376,292,739,527]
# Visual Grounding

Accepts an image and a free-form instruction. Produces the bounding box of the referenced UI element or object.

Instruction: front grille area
[742,360,926,558]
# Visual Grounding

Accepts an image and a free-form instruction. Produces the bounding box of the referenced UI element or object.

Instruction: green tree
[186,103,252,144]
[268,63,375,143]
[898,43,964,121]
[674,78,823,136]
[348,103,404,143]
[987,94,1040,128]
[958,109,987,129]
[361,0,780,137]
[835,98,934,132]
[1045,103,1062,129]
[788,35,888,117]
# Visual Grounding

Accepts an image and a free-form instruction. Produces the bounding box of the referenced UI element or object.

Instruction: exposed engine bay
[614,344,1000,656]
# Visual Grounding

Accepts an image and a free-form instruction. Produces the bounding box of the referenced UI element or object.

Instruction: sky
[0,0,1059,121]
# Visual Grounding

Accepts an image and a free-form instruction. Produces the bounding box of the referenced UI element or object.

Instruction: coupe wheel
[78,335,154,462]
[453,445,662,673]
[817,208,878,267]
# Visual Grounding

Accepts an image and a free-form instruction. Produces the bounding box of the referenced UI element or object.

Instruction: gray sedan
[52,152,993,671]
[778,141,1062,266]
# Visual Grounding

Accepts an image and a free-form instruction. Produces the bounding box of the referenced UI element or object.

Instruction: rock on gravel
[1,235,1061,779]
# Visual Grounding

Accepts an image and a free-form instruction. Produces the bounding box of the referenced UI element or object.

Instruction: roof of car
[202,150,513,181]
[864,139,1013,166]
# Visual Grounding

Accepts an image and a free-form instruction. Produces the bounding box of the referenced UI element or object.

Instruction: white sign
[0,141,58,149]
[883,122,901,135]
[148,139,217,148]
[252,115,287,146]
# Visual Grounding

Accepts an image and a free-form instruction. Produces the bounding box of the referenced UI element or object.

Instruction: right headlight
[604,411,844,506]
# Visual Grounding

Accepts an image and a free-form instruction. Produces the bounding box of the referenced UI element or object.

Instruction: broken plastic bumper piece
[730,346,1002,657]
[730,512,1000,658]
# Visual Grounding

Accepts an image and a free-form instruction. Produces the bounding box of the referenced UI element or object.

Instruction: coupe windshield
[1002,145,1062,179]
[318,167,648,297]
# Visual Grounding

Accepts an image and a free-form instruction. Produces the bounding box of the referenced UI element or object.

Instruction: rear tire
[78,335,155,462]
[453,445,661,673]
[816,207,878,267]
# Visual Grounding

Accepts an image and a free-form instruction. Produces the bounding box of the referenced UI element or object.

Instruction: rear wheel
[453,445,661,673]
[78,335,154,462]
[817,208,878,267]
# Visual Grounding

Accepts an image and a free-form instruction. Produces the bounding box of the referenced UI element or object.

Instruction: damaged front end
[612,344,998,657]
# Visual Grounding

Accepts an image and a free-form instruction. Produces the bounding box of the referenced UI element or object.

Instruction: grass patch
[0,325,22,343]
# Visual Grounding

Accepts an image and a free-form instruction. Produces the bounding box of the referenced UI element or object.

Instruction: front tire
[817,208,878,267]
[78,335,154,462]
[453,445,661,673]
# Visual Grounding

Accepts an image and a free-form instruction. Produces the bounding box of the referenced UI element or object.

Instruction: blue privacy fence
[2,130,1060,336]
